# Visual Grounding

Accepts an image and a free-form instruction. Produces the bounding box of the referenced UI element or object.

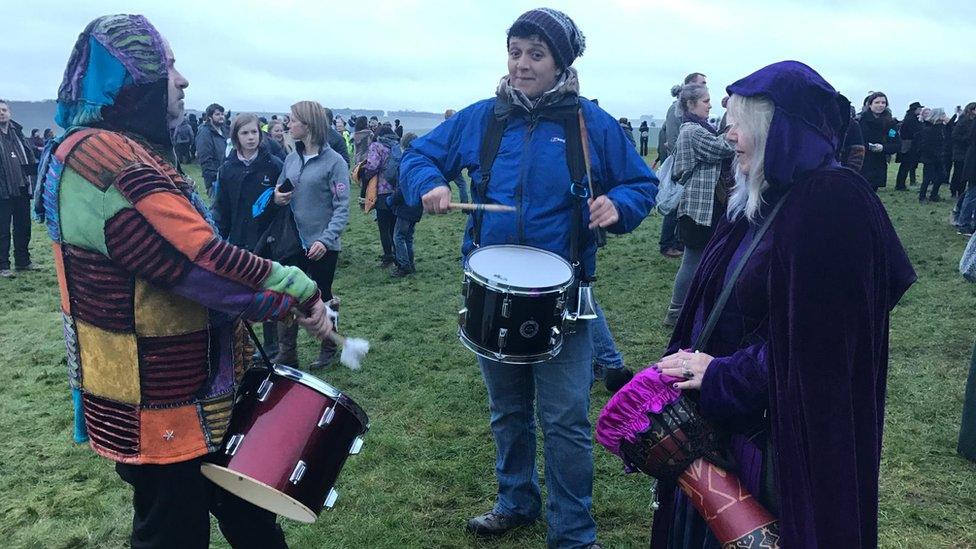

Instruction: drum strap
[474,101,594,282]
[692,191,790,352]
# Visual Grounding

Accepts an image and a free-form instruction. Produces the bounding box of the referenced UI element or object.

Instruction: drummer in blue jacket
[400,8,656,547]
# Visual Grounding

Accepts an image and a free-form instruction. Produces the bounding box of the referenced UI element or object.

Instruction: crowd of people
[2,7,975,549]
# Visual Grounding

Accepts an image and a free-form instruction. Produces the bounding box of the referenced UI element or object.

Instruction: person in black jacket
[952,103,976,223]
[0,100,37,278]
[638,120,650,156]
[916,108,947,202]
[896,101,923,189]
[211,113,284,356]
[195,103,228,197]
[957,105,976,233]
[858,92,901,190]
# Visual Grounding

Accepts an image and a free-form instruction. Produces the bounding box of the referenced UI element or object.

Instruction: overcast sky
[3,0,974,119]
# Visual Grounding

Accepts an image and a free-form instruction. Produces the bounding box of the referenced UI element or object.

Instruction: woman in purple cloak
[647,61,916,548]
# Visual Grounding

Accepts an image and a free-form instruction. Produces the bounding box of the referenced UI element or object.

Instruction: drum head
[467,245,573,292]
[201,463,318,523]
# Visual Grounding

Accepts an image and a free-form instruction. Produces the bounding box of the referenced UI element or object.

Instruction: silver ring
[681,359,688,368]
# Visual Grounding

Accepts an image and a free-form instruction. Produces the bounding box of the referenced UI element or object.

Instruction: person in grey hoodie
[272,100,350,369]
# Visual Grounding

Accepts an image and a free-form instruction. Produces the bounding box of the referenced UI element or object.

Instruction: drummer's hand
[588,195,619,229]
[294,300,334,341]
[656,349,714,390]
[421,184,452,214]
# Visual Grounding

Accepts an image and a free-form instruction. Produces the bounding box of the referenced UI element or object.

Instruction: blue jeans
[960,185,976,230]
[591,301,624,379]
[659,209,679,253]
[393,216,416,271]
[453,175,470,203]
[478,322,596,548]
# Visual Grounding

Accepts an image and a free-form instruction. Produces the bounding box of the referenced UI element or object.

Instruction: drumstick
[449,202,516,213]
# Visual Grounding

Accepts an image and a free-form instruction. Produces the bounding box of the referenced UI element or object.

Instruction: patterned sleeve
[99,153,320,321]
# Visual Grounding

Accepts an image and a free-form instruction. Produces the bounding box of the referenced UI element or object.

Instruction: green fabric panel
[264,263,318,303]
[58,168,132,254]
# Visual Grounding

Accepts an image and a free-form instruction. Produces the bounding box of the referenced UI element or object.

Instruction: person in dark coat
[390,132,423,276]
[858,92,900,190]
[839,105,866,171]
[211,113,283,358]
[916,108,947,202]
[895,101,923,189]
[646,61,916,549]
[0,100,37,278]
[956,106,976,233]
[951,103,976,224]
[195,103,228,197]
[173,115,194,164]
[638,120,650,156]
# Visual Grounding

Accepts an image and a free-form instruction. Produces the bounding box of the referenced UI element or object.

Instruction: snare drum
[459,245,574,364]
[201,365,369,523]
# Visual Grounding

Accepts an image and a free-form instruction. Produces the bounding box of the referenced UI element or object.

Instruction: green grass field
[1,157,975,548]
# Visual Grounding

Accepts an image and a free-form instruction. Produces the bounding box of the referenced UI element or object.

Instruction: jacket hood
[727,61,850,189]
[55,14,172,147]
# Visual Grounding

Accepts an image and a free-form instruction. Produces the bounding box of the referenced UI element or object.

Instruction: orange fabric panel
[139,405,209,464]
[54,128,100,163]
[65,131,147,190]
[51,242,70,314]
[132,191,216,260]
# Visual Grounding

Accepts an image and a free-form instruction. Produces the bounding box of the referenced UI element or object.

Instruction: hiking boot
[390,266,413,278]
[273,322,299,367]
[309,340,338,370]
[929,195,941,202]
[0,269,15,279]
[605,367,635,393]
[377,256,395,268]
[662,248,683,259]
[14,263,34,271]
[465,511,533,538]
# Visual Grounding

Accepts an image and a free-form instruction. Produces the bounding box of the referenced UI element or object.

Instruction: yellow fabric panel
[75,319,140,405]
[133,279,208,337]
[139,405,208,464]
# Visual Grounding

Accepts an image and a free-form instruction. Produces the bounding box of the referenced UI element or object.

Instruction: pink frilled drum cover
[596,367,781,549]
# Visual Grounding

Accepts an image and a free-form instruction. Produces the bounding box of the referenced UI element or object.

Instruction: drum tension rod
[318,406,336,428]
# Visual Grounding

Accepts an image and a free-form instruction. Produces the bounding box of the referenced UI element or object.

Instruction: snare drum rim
[271,365,370,433]
[458,327,564,364]
[464,245,575,295]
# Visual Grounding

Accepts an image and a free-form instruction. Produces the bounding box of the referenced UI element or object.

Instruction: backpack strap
[473,107,509,247]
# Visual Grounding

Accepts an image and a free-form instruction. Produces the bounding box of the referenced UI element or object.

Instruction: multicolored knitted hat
[56,14,170,143]
[508,8,586,69]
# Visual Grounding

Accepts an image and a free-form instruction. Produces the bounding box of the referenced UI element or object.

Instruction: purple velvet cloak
[650,169,916,548]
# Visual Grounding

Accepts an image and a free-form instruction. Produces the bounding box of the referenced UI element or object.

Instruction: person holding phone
[271,100,351,369]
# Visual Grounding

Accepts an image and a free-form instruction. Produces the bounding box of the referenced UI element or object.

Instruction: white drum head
[467,245,573,290]
[200,463,318,523]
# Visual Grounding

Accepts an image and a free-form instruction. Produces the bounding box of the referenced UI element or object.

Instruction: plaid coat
[674,122,735,226]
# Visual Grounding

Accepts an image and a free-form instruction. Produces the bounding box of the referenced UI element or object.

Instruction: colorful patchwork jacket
[41,128,320,464]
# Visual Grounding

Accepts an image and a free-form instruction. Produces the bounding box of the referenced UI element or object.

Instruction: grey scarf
[495,67,580,114]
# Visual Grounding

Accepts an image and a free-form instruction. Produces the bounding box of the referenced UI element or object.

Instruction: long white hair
[726,94,774,222]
